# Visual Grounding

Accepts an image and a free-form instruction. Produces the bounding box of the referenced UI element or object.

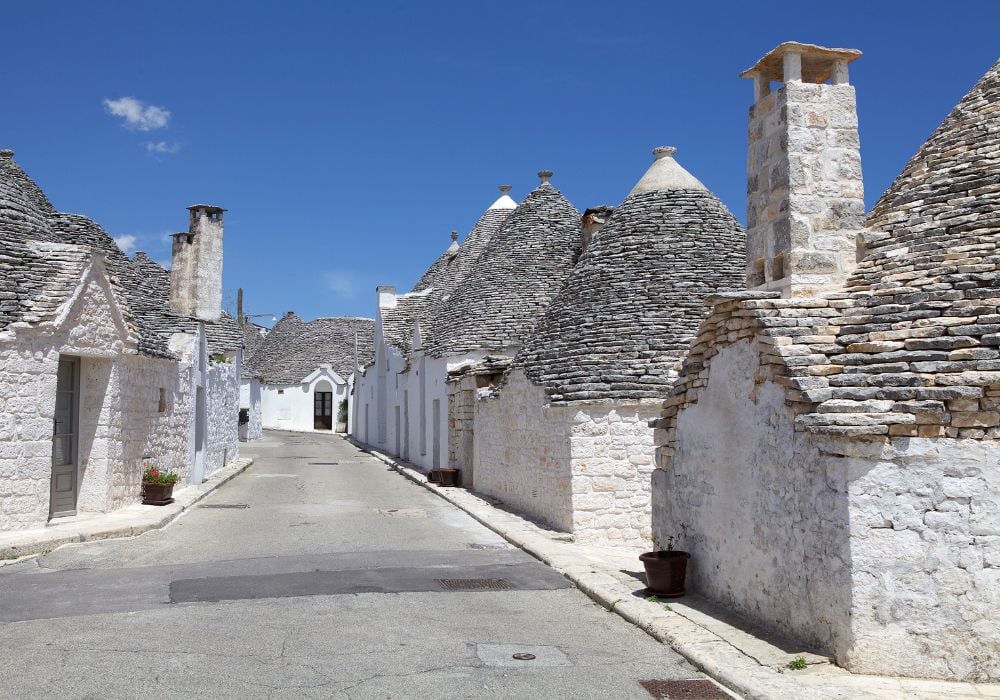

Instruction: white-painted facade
[259,365,348,433]
[473,370,655,547]
[0,257,241,533]
[239,377,263,441]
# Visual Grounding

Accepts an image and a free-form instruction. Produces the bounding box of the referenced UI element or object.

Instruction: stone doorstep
[348,435,999,700]
[0,457,254,561]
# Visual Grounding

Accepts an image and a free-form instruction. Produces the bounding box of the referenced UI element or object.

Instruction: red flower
[150,470,159,477]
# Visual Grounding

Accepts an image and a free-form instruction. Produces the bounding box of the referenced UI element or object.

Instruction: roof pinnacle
[538,170,553,184]
[447,230,460,253]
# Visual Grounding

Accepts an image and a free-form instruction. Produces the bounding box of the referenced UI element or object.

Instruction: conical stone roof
[862,58,1000,289]
[248,312,374,384]
[424,177,582,358]
[514,148,746,403]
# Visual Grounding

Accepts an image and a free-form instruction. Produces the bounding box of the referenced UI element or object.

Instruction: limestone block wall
[569,403,657,547]
[747,81,864,296]
[473,371,574,532]
[448,375,476,476]
[654,338,1000,681]
[205,359,240,476]
[473,369,656,546]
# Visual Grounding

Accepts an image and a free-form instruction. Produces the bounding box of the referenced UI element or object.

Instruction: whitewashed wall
[473,369,655,546]
[204,357,240,476]
[654,339,1000,681]
[239,378,263,441]
[474,371,575,531]
[260,369,347,433]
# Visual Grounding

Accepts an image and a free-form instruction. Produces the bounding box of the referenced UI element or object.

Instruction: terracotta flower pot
[428,469,441,484]
[142,482,175,506]
[640,550,689,597]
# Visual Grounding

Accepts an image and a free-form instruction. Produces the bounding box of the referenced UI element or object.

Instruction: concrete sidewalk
[353,437,1000,700]
[0,457,253,561]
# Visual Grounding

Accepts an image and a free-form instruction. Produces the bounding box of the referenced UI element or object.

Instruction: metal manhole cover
[511,653,535,661]
[639,679,731,699]
[436,578,512,591]
[199,504,250,509]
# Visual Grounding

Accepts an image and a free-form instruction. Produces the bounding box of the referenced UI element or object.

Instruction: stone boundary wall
[205,359,240,476]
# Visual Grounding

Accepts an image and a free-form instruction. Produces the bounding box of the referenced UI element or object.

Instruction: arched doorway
[313,379,334,430]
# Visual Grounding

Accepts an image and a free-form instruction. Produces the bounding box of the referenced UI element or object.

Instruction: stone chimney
[742,42,865,297]
[170,204,225,320]
[581,206,614,251]
[377,285,397,309]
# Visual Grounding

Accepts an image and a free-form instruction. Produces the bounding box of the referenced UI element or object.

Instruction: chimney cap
[741,42,861,83]
[186,204,228,213]
[538,170,553,184]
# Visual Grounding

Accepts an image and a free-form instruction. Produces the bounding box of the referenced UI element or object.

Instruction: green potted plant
[639,535,689,597]
[142,467,180,505]
[336,399,348,433]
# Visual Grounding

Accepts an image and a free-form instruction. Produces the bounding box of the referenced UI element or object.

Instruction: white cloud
[103,96,171,131]
[145,141,179,155]
[324,270,358,299]
[113,234,138,254]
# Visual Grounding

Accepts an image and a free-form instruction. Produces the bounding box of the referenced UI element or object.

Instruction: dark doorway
[50,356,80,518]
[314,391,333,430]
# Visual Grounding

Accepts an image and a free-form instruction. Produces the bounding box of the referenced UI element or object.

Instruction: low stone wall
[473,371,574,532]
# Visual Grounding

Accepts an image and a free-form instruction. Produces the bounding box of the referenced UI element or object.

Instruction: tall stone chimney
[170,204,225,320]
[581,206,614,251]
[742,42,864,297]
[377,285,397,309]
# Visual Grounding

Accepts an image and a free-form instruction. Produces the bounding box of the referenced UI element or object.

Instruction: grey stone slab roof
[380,199,514,357]
[515,152,746,403]
[660,59,1000,440]
[0,150,240,357]
[424,180,582,358]
[248,312,374,385]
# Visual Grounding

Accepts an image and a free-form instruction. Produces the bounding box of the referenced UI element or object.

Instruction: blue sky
[5,2,999,323]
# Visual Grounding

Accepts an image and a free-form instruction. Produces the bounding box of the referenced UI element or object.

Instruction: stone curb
[0,457,254,561]
[346,437,868,700]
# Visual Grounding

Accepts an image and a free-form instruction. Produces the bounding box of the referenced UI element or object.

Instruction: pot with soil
[640,537,689,597]
[437,468,460,487]
[141,467,179,506]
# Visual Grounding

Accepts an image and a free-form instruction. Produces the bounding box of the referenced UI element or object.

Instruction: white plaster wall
[653,340,850,653]
[655,339,1000,681]
[239,378,263,441]
[204,357,240,476]
[0,270,202,532]
[260,371,347,433]
[474,371,574,532]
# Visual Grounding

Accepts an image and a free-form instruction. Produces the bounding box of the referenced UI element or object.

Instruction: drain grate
[308,462,339,465]
[199,504,250,509]
[639,679,731,699]
[436,578,512,591]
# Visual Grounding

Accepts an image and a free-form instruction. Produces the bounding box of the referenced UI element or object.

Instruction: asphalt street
[0,431,708,699]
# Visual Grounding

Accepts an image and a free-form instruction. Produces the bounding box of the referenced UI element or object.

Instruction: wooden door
[50,357,80,518]
[314,391,333,430]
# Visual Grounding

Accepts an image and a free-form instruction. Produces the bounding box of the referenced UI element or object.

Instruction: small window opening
[277,389,284,395]
[158,388,167,413]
